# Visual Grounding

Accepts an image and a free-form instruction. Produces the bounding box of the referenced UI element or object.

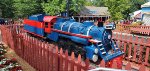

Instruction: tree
[104,0,131,21]
[42,0,63,15]
[92,0,105,7]
[13,0,43,18]
[128,0,147,13]
[123,0,147,19]
[0,0,14,18]
[42,0,87,15]
[92,0,148,20]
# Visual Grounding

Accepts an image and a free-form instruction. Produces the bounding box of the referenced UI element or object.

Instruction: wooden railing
[114,24,150,35]
[113,32,150,67]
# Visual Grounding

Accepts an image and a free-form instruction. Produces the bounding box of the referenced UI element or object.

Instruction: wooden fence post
[85,58,89,71]
[132,36,138,62]
[144,47,149,66]
[123,35,127,58]
[126,36,132,60]
[59,48,63,71]
[64,50,69,71]
[55,46,59,71]
[138,38,144,64]
[70,52,75,71]
[77,54,82,71]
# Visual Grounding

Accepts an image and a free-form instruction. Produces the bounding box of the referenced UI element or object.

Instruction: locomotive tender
[24,14,124,62]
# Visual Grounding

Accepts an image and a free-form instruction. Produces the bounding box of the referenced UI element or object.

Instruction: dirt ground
[4,44,36,71]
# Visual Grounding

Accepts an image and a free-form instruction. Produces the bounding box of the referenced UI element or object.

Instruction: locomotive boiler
[24,14,124,62]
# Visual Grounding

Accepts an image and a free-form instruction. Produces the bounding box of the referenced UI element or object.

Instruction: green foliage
[42,0,86,15]
[123,0,147,19]
[104,0,131,21]
[42,0,65,15]
[0,0,14,18]
[13,0,43,18]
[0,0,148,19]
[70,0,85,12]
[84,1,93,6]
[130,0,147,11]
[92,0,148,21]
[92,0,105,7]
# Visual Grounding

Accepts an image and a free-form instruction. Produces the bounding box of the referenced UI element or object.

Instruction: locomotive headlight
[92,55,98,62]
[108,35,111,39]
[94,48,98,54]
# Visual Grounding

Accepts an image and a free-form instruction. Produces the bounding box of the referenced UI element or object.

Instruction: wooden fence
[0,24,148,71]
[0,24,15,49]
[112,32,150,67]
[115,24,150,35]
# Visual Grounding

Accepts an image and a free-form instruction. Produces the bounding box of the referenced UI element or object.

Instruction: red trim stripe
[24,19,44,28]
[52,29,92,39]
[88,39,98,44]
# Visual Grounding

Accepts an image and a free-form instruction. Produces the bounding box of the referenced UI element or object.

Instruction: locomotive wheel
[57,37,86,59]
[26,33,103,65]
[90,56,102,65]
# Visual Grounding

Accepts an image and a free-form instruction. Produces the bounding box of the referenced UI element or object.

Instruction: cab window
[45,22,48,28]
[51,22,54,28]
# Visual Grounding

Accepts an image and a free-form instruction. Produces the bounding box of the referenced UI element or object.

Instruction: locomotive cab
[43,16,57,33]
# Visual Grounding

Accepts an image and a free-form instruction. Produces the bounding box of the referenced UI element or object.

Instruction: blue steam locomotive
[24,14,124,62]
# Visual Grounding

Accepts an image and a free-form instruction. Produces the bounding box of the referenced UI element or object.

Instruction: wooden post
[85,59,89,71]
[64,50,69,71]
[59,48,63,71]
[132,36,138,62]
[144,47,149,66]
[127,36,132,60]
[70,52,75,71]
[77,54,82,71]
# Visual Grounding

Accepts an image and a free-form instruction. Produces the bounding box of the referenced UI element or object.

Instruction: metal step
[102,52,106,55]
[98,44,103,46]
[100,48,104,50]
[115,48,119,50]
